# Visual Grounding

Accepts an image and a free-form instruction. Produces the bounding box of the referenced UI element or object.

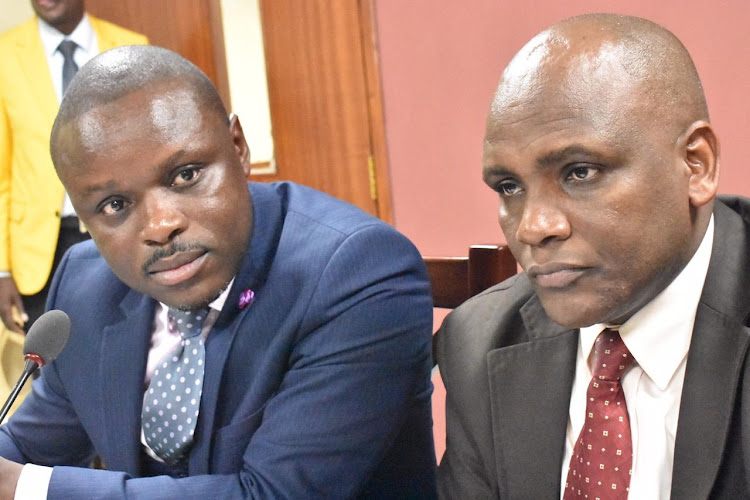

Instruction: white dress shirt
[37,13,98,217]
[560,216,714,499]
[15,285,232,499]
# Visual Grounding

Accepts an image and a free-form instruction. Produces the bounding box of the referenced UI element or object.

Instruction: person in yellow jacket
[0,0,146,415]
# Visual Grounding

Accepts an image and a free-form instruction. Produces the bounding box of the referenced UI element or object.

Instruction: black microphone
[0,310,71,423]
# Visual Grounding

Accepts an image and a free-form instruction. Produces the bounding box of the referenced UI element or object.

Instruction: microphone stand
[0,358,39,423]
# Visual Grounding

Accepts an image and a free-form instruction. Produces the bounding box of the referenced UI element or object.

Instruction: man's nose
[515,197,571,246]
[139,191,187,245]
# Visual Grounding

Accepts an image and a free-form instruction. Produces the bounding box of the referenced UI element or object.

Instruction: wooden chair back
[423,244,517,309]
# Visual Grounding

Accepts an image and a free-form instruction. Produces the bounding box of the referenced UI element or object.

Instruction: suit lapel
[189,183,283,474]
[671,200,750,496]
[99,291,155,476]
[488,296,578,498]
[14,19,58,127]
[188,306,250,474]
[671,305,750,497]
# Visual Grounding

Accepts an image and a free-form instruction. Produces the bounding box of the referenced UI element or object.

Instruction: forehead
[74,83,206,155]
[484,43,649,163]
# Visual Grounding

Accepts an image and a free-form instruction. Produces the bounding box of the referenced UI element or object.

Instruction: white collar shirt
[560,215,714,499]
[37,13,98,104]
[37,14,98,217]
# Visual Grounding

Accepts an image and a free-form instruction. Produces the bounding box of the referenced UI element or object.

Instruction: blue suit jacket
[0,182,436,498]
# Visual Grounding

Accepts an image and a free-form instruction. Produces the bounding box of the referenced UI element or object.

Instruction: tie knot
[590,329,634,381]
[57,39,78,59]
[168,308,209,340]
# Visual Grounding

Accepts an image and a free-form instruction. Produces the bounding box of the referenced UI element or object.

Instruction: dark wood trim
[358,0,394,224]
[208,0,231,112]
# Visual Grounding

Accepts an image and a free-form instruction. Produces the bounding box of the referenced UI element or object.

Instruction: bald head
[491,14,708,140]
[51,45,228,168]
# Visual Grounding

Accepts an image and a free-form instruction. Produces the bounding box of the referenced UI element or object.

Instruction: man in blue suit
[0,45,436,498]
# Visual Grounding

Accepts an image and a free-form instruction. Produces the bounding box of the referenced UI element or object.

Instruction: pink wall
[374,0,750,257]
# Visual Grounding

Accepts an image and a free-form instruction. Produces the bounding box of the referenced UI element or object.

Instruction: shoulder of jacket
[436,274,534,358]
[0,17,37,47]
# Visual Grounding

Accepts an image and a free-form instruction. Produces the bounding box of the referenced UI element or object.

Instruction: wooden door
[257,0,392,221]
[85,0,392,221]
[85,0,231,107]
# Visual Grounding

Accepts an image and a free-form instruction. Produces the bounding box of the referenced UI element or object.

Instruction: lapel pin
[238,289,255,310]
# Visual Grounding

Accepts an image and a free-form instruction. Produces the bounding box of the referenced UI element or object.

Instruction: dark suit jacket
[0,182,437,499]
[436,196,750,499]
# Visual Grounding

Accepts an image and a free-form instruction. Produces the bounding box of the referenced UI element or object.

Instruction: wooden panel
[467,245,518,296]
[358,0,393,222]
[423,257,470,309]
[85,0,231,109]
[424,245,517,309]
[258,0,385,218]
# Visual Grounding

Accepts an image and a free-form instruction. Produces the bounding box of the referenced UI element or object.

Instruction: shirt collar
[579,215,714,390]
[37,13,96,58]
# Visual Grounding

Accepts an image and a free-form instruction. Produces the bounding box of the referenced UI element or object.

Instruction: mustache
[142,242,208,274]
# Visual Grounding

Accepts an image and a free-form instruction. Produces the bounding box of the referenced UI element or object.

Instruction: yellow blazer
[0,16,147,295]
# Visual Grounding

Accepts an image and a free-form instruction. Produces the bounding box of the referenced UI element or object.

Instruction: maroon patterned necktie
[564,329,635,499]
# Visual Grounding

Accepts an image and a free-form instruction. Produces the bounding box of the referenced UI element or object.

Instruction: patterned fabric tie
[57,39,78,94]
[564,329,635,499]
[142,308,208,464]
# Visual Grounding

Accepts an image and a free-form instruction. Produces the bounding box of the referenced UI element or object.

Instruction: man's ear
[681,120,720,207]
[229,113,251,177]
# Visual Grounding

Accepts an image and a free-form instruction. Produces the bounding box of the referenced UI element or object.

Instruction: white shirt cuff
[15,463,52,500]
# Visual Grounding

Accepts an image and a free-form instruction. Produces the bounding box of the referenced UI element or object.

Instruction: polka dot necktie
[142,308,208,464]
[57,40,78,94]
[564,329,635,499]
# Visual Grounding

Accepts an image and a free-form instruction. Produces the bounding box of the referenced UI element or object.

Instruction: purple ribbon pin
[238,289,255,309]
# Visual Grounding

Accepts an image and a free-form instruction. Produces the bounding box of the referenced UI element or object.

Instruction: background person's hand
[0,277,27,333]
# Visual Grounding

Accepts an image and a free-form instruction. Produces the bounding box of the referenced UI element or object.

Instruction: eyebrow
[81,148,190,196]
[84,180,119,196]
[537,144,596,166]
[484,144,599,177]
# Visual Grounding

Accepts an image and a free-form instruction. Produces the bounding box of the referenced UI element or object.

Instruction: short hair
[51,45,229,164]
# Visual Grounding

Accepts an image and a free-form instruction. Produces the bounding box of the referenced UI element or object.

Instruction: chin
[539,294,609,329]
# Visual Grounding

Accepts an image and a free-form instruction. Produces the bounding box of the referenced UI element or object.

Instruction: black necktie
[57,40,79,94]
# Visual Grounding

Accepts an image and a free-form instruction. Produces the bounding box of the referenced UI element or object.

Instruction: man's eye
[567,165,597,181]
[172,166,202,186]
[101,199,126,216]
[497,180,523,196]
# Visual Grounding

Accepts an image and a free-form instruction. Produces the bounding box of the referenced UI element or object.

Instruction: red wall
[374,0,750,461]
[375,0,750,257]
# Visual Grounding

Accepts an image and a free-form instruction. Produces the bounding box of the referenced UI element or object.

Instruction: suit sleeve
[0,250,96,465]
[6,224,435,499]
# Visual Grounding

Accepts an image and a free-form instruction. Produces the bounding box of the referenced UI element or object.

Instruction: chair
[424,244,517,366]
[423,244,517,309]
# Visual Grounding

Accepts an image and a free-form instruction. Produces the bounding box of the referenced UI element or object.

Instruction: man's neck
[38,13,84,36]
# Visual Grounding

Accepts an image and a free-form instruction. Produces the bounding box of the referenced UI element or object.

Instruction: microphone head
[24,310,71,366]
